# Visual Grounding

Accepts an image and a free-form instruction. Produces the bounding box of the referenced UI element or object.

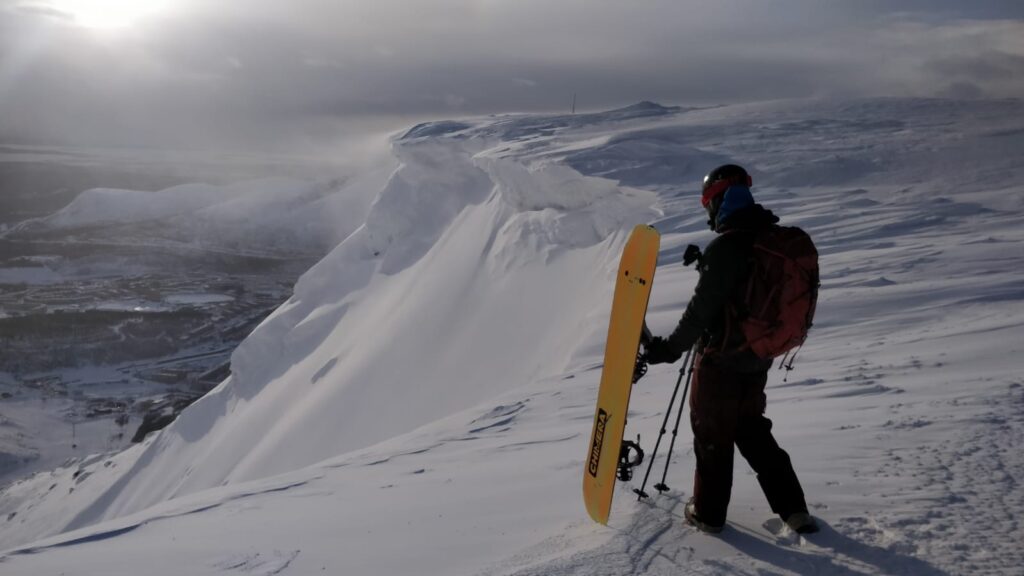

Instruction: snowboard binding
[616,436,644,482]
[632,352,649,384]
[633,323,653,385]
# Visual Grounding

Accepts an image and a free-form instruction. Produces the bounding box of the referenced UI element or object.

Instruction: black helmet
[701,164,751,208]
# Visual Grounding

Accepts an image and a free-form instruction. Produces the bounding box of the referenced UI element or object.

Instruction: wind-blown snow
[1,98,1022,575]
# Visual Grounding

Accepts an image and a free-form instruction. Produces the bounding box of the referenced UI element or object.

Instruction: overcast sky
[1,0,1022,157]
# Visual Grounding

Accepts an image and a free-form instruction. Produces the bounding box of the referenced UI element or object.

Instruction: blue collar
[716,185,755,228]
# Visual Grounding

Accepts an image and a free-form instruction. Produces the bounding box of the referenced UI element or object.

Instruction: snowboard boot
[784,512,819,534]
[684,498,724,534]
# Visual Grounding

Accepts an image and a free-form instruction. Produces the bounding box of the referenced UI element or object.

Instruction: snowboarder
[643,164,819,534]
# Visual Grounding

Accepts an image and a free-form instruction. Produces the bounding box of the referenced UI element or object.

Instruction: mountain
[1,98,1022,575]
[5,170,394,257]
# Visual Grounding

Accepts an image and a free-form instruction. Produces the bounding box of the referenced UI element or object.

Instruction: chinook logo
[588,409,610,477]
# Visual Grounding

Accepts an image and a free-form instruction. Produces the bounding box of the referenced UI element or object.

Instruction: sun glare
[49,0,171,29]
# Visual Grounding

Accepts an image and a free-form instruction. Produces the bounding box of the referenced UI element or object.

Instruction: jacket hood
[717,202,779,232]
[715,185,755,227]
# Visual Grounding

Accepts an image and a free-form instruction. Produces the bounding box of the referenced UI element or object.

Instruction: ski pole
[634,345,693,501]
[654,348,697,493]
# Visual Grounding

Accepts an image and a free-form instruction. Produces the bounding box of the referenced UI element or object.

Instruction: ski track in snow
[1,98,1023,575]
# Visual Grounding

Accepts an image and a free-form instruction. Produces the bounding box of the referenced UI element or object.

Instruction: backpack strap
[717,226,764,355]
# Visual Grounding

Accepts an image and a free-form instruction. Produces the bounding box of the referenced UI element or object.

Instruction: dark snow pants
[689,352,808,527]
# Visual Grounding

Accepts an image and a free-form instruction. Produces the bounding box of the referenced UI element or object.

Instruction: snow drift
[74,116,658,524]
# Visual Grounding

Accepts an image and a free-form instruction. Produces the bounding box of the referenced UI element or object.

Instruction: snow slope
[6,167,395,257]
[1,98,1022,575]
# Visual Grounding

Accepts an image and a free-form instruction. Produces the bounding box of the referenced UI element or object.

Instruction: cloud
[941,81,987,100]
[856,19,1024,99]
[0,1,1022,153]
[12,3,72,21]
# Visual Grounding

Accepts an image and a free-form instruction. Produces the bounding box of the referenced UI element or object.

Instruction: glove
[644,336,682,365]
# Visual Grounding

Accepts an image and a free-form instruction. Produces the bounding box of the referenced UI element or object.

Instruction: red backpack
[733,225,819,361]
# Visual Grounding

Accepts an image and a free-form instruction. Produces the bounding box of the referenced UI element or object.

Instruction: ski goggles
[701,174,752,207]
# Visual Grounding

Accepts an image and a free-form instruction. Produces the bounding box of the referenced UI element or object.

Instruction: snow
[1,97,1023,575]
[6,166,396,257]
[162,294,236,306]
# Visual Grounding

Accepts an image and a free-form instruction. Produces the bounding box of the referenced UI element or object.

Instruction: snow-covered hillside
[6,168,395,257]
[1,98,1022,575]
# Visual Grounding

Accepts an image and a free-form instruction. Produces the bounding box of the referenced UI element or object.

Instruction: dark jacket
[661,204,779,371]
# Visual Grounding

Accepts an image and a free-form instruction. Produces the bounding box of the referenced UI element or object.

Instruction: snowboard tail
[583,224,659,525]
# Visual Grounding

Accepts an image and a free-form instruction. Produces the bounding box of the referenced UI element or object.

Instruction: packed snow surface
[1,98,1023,575]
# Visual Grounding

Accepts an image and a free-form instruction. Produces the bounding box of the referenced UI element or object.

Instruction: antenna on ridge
[571,93,576,115]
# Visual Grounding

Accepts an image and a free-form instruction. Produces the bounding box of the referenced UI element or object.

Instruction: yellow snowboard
[583,224,659,524]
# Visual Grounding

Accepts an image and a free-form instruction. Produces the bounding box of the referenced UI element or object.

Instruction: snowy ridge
[2,99,1023,575]
[0,103,660,547]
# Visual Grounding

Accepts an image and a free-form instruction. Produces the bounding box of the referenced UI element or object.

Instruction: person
[643,164,818,534]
